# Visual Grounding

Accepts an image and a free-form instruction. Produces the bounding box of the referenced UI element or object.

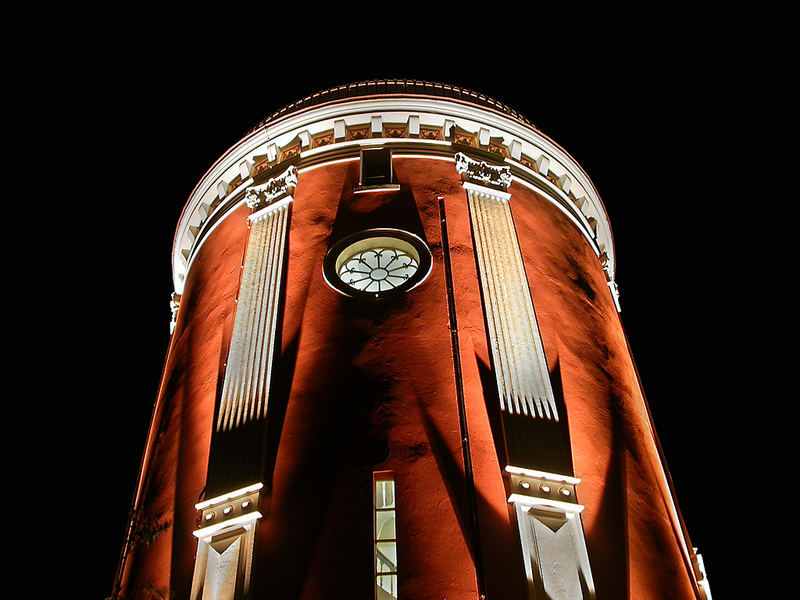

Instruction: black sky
[44,17,763,599]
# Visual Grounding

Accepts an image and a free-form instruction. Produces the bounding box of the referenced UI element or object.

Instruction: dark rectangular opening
[361,148,393,186]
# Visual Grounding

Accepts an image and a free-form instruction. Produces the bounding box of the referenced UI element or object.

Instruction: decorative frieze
[174,99,614,304]
[419,126,443,140]
[312,132,334,148]
[450,124,477,147]
[279,143,301,162]
[384,125,407,138]
[346,125,371,141]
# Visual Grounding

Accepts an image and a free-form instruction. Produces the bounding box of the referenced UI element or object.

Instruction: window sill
[354,183,401,194]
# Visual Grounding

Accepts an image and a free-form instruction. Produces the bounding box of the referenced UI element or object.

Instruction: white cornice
[172,96,615,297]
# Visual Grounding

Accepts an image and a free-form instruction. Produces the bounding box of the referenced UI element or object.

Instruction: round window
[323,229,432,298]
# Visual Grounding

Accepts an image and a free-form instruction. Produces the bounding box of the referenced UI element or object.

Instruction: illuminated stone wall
[117,83,704,600]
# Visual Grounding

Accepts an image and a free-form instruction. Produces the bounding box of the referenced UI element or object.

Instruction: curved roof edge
[248,79,537,133]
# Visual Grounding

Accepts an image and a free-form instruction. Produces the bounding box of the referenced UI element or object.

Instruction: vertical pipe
[439,196,487,599]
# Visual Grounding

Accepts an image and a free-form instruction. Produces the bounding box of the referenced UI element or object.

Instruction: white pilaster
[456,152,595,599]
[456,153,557,420]
[216,166,297,432]
[190,166,297,600]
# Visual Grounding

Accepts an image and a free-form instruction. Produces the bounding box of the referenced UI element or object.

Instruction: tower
[113,80,711,600]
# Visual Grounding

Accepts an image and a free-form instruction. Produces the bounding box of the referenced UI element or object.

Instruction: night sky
[51,19,757,599]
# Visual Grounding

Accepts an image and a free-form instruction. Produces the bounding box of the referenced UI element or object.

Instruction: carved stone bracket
[607,280,621,312]
[600,252,621,312]
[169,292,181,334]
[244,165,298,211]
[454,152,512,192]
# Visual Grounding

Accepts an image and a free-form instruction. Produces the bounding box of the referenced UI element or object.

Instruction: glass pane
[376,541,397,572]
[375,479,395,509]
[376,574,397,598]
[338,244,419,295]
[376,512,396,540]
[374,472,397,598]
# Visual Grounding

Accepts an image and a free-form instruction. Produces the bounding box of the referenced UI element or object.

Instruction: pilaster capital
[607,280,621,312]
[169,292,181,334]
[454,152,512,194]
[244,165,298,212]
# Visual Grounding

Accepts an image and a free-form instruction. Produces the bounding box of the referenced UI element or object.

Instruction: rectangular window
[360,147,393,186]
[374,471,397,599]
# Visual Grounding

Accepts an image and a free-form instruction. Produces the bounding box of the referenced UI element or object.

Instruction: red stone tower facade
[114,81,711,600]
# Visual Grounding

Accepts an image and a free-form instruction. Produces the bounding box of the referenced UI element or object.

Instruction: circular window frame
[323,228,432,299]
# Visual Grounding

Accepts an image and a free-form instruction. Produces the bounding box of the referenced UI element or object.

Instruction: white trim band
[505,465,581,485]
[172,96,613,295]
[192,511,263,538]
[508,494,585,514]
[195,483,264,510]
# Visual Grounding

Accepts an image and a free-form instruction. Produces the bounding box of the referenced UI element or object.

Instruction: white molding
[172,96,614,295]
[508,494,584,514]
[248,195,294,223]
[195,482,263,510]
[462,181,512,202]
[505,465,581,485]
[192,511,262,539]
